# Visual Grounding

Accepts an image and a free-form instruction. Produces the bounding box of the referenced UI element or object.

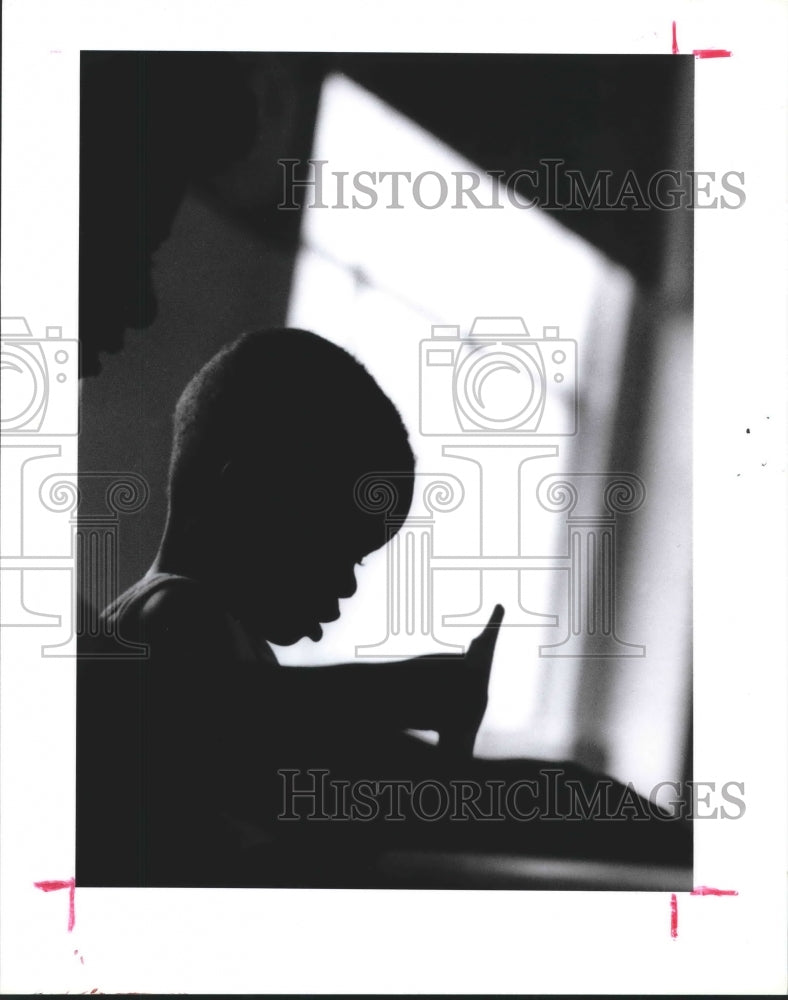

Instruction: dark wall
[78,191,298,590]
[78,54,323,592]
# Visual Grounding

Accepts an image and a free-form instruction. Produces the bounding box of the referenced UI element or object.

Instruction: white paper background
[1,0,786,993]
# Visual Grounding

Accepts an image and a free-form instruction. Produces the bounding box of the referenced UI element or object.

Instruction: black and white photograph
[76,50,696,891]
[1,1,786,994]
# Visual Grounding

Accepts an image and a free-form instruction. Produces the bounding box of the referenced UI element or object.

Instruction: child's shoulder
[136,574,218,625]
[104,572,278,668]
[105,572,235,654]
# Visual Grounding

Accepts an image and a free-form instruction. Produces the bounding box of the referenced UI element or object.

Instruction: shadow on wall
[78,53,324,593]
[79,192,299,592]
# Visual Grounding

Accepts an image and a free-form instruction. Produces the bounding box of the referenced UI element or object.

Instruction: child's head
[168,328,415,644]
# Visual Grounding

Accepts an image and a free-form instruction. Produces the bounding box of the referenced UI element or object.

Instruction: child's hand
[438,604,505,759]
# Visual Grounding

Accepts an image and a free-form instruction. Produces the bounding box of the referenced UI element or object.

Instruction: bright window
[283,74,649,768]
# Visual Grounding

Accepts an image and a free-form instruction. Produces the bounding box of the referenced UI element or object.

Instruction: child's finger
[470,604,506,656]
[480,603,505,640]
[486,603,505,631]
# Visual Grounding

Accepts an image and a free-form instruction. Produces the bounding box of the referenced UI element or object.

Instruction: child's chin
[269,622,323,646]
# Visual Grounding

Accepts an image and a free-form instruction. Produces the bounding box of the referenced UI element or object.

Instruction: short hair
[169,329,415,545]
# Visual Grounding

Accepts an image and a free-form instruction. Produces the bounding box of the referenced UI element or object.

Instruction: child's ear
[218,459,248,502]
[218,459,276,517]
[219,459,233,486]
[216,459,243,511]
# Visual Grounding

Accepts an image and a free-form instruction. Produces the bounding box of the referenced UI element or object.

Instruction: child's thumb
[472,603,505,656]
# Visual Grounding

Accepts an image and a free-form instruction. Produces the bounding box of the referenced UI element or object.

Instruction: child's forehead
[307,509,385,550]
[287,499,387,557]
[242,460,411,553]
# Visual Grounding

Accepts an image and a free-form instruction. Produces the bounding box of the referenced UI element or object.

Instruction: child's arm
[274,605,505,755]
[138,586,503,758]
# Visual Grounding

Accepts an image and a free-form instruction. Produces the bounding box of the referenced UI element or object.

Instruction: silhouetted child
[81,329,503,883]
[79,328,690,888]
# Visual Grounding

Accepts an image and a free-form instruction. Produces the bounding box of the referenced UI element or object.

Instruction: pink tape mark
[34,877,76,932]
[691,885,739,896]
[672,22,732,58]
[671,886,739,937]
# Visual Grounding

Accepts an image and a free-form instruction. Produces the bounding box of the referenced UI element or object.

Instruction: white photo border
[1,0,786,993]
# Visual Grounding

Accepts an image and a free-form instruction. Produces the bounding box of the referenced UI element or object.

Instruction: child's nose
[336,567,357,599]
